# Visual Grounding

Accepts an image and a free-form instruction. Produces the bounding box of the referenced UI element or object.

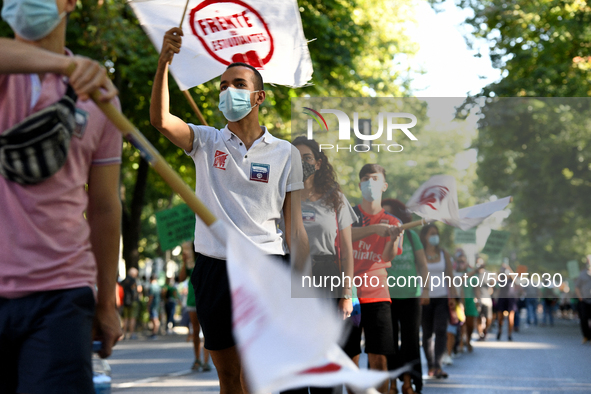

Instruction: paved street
[110,316,590,393]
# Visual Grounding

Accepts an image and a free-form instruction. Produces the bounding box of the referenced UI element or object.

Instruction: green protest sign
[155,204,196,251]
[567,260,580,279]
[481,230,511,257]
[454,228,477,244]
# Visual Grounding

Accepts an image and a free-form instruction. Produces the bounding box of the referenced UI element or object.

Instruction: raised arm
[149,28,193,151]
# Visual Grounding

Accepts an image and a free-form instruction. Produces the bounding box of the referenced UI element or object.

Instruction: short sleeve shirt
[0,68,122,298]
[386,230,423,298]
[302,191,357,256]
[186,124,303,258]
[352,205,403,303]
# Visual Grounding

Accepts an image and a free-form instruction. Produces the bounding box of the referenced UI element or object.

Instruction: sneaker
[441,354,453,365]
[202,363,212,372]
[149,334,158,340]
[129,334,138,340]
[191,360,202,371]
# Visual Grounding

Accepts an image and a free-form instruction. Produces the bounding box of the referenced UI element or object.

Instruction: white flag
[407,175,511,230]
[208,221,408,394]
[406,175,461,224]
[128,0,313,90]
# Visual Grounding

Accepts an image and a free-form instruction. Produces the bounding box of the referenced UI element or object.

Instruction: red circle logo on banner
[189,0,275,69]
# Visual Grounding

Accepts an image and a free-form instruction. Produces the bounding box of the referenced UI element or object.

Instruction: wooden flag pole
[66,62,217,226]
[176,0,210,126]
[400,218,429,230]
[90,88,217,226]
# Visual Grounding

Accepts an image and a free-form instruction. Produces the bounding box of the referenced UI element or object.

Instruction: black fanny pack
[0,84,77,185]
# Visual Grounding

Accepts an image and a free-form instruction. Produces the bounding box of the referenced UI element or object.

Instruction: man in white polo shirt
[150,27,308,393]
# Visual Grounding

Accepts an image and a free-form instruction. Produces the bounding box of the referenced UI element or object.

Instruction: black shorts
[191,252,289,351]
[342,301,395,357]
[0,287,95,394]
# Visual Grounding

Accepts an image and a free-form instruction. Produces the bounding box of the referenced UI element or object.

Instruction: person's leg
[508,310,515,340]
[465,316,475,352]
[368,353,389,393]
[497,311,504,340]
[388,299,402,394]
[398,298,422,393]
[18,288,95,394]
[582,303,591,341]
[362,302,395,392]
[209,346,247,393]
[432,299,449,376]
[421,302,435,374]
[189,311,202,368]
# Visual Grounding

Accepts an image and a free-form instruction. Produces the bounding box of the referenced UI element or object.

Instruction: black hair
[381,198,412,224]
[292,136,343,212]
[226,62,264,90]
[359,163,386,182]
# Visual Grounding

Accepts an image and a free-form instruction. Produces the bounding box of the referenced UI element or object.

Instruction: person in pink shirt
[0,0,122,392]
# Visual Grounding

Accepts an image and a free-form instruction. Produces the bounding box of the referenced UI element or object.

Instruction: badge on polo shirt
[380,219,390,224]
[213,150,229,170]
[302,210,315,222]
[250,163,270,183]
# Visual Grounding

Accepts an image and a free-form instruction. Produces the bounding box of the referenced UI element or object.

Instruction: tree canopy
[436,0,591,271]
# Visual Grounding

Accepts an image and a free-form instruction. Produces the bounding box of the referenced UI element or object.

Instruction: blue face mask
[360,179,383,202]
[218,87,259,122]
[428,235,440,246]
[1,0,66,41]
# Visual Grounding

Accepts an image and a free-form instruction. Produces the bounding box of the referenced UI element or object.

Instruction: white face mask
[360,179,383,202]
[2,0,66,41]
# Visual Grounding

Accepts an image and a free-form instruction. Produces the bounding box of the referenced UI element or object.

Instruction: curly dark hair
[381,198,412,224]
[292,136,343,212]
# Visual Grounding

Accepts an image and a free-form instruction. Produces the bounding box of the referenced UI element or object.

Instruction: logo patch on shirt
[380,219,390,224]
[213,150,229,170]
[302,210,316,222]
[250,163,270,183]
[73,108,88,138]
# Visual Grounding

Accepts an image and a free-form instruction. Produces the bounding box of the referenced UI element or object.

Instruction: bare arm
[87,164,123,358]
[381,226,403,263]
[338,225,354,318]
[443,249,458,298]
[149,28,193,151]
[414,248,430,304]
[0,38,117,102]
[350,223,392,242]
[283,191,309,272]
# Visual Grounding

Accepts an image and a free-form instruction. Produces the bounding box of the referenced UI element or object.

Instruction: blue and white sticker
[302,210,316,222]
[250,163,270,183]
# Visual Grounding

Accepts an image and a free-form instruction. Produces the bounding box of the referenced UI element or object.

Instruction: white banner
[210,222,408,394]
[128,0,313,90]
[407,175,511,230]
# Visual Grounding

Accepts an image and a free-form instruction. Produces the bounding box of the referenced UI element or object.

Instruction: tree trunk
[122,158,149,271]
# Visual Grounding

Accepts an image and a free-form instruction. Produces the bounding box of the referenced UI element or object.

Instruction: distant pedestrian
[575,255,591,343]
[420,223,457,379]
[179,242,211,371]
[148,275,161,339]
[163,276,179,334]
[121,268,142,340]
